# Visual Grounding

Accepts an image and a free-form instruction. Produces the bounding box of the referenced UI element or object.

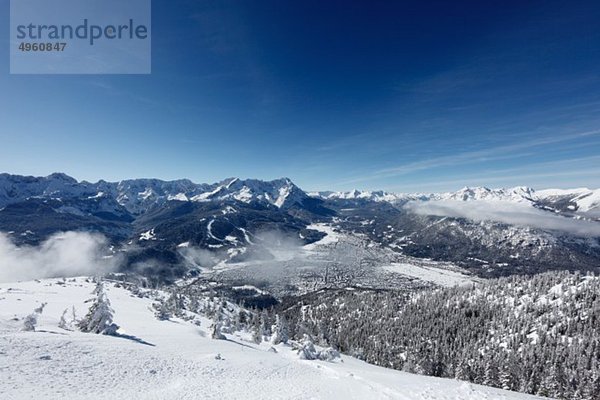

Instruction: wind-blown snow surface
[0,279,547,400]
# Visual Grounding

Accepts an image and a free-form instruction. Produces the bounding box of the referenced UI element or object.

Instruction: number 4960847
[18,42,66,52]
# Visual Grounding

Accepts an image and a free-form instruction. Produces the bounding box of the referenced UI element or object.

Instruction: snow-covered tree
[317,347,340,362]
[251,317,263,344]
[211,321,226,340]
[271,314,289,345]
[297,334,318,360]
[153,301,173,321]
[58,306,78,331]
[22,302,47,332]
[78,281,119,335]
[483,353,499,387]
[214,303,233,334]
[259,311,271,341]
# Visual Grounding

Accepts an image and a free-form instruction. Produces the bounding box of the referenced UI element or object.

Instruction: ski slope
[0,278,550,400]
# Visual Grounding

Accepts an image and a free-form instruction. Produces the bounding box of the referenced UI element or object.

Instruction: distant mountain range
[1,172,599,283]
[2,172,599,217]
[311,186,600,216]
[0,173,312,214]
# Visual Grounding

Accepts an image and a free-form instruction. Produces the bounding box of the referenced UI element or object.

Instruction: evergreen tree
[271,314,289,345]
[22,302,47,332]
[78,281,119,335]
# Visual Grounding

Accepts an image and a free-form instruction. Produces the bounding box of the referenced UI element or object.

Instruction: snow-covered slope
[536,188,600,214]
[0,278,548,400]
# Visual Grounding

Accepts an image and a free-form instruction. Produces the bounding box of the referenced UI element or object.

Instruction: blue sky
[1,0,600,192]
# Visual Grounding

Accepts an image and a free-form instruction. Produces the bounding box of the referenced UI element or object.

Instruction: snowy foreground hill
[0,278,548,400]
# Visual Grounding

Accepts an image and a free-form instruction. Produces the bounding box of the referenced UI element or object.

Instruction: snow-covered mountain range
[0,173,309,214]
[0,173,599,284]
[1,172,599,217]
[311,186,600,215]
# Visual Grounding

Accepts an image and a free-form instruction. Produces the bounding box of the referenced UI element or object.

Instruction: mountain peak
[46,172,78,183]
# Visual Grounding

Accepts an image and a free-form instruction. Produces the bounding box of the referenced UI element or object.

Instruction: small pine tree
[297,334,318,360]
[78,281,119,335]
[22,302,47,332]
[211,321,226,340]
[153,301,173,321]
[238,310,248,326]
[499,364,514,391]
[271,314,289,345]
[250,313,263,344]
[483,354,499,387]
[259,311,271,341]
[58,309,68,330]
[59,306,78,331]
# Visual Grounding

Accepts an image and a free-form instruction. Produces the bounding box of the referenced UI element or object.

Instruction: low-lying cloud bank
[0,231,121,283]
[404,200,600,237]
[177,229,305,270]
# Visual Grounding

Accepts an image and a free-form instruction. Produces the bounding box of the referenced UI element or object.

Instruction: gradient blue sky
[1,0,600,192]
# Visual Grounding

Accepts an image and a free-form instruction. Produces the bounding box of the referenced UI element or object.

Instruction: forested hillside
[274,272,600,399]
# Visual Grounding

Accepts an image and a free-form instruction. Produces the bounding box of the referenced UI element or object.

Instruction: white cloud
[0,231,121,283]
[404,200,600,237]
